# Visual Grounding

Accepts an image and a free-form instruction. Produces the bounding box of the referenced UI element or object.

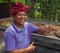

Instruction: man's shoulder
[24,22,32,25]
[24,22,29,24]
[24,22,32,28]
[5,25,14,33]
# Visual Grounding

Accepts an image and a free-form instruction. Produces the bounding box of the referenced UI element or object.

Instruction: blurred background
[0,0,60,22]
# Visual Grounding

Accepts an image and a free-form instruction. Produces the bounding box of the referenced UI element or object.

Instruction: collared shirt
[4,22,38,51]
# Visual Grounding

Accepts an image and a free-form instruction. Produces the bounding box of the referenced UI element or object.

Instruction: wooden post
[8,0,11,17]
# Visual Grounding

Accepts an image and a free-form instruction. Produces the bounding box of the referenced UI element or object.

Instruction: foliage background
[0,0,60,22]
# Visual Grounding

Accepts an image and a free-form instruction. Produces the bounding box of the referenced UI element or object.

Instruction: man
[4,2,52,53]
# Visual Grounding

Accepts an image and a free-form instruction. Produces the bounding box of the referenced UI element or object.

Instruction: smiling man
[4,2,53,53]
[4,2,38,53]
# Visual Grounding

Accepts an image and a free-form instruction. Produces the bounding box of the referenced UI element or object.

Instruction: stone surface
[30,33,60,53]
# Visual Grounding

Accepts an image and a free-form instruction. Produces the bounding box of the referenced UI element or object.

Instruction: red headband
[11,2,30,15]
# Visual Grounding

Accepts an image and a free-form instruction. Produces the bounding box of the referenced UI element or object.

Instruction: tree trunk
[8,0,11,16]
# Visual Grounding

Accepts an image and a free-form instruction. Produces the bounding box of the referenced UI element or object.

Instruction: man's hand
[37,25,55,35]
[55,30,60,38]
[27,42,35,52]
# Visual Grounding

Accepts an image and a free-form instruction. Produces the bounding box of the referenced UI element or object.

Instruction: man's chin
[20,22,25,25]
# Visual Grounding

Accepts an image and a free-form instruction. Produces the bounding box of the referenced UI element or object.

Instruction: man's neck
[14,21,23,30]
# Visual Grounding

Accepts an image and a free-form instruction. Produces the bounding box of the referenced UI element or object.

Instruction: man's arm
[7,42,35,53]
[37,25,55,35]
[7,48,28,53]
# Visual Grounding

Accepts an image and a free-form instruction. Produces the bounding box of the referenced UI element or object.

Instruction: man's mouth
[21,19,24,22]
[19,19,25,24]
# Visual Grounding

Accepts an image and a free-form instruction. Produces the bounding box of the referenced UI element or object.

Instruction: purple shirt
[4,22,38,51]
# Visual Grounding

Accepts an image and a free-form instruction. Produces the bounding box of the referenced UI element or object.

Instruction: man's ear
[25,15,28,18]
[24,16,28,21]
[26,16,28,19]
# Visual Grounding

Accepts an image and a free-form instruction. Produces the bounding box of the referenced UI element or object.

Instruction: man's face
[13,12,27,25]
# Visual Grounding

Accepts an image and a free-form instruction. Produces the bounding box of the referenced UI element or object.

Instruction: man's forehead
[17,12,26,15]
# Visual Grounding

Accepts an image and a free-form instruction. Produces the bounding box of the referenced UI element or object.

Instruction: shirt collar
[12,22,25,32]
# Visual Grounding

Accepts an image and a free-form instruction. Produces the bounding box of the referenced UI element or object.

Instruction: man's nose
[21,16,25,19]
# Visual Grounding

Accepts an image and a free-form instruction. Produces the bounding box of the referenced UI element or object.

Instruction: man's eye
[22,14,26,16]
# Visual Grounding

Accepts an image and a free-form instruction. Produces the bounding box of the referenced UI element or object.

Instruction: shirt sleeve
[28,23,38,33]
[4,32,15,51]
